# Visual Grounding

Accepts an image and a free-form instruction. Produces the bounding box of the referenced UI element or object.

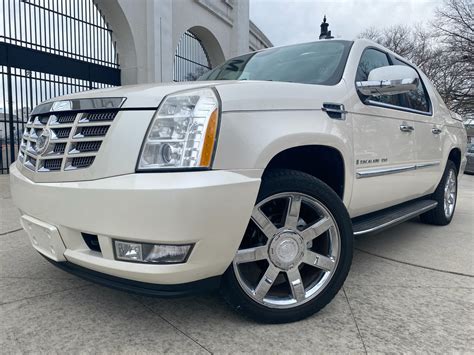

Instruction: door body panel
[390,61,445,196]
[412,74,450,194]
[412,116,443,195]
[341,40,463,217]
[346,45,418,217]
[350,104,418,217]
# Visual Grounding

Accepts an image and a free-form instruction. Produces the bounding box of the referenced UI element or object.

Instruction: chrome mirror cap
[356,65,419,97]
[356,77,418,96]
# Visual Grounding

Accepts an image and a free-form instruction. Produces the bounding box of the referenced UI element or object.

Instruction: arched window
[173,31,211,82]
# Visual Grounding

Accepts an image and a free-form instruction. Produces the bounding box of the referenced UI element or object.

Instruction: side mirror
[356,65,419,97]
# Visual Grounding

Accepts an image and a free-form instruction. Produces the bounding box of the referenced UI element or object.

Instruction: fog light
[115,241,142,261]
[114,240,193,264]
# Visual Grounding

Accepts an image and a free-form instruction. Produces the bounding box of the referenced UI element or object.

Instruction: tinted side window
[356,49,399,106]
[392,58,430,112]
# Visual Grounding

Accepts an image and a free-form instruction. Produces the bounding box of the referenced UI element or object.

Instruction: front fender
[213,110,355,204]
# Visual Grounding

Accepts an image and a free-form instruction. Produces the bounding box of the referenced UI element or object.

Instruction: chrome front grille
[18,110,118,172]
[54,113,76,124]
[75,125,109,138]
[53,143,67,154]
[51,127,72,139]
[70,141,102,153]
[71,156,96,168]
[82,111,117,122]
[42,158,62,171]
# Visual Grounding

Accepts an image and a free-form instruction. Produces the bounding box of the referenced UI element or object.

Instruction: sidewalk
[1,174,472,353]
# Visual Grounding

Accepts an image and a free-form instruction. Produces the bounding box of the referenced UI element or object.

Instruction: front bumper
[43,256,221,297]
[10,163,261,285]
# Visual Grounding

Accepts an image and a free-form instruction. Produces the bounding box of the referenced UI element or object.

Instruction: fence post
[6,65,15,170]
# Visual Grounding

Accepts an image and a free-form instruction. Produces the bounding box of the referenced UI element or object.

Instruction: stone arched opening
[94,0,138,84]
[173,26,225,82]
[188,26,226,67]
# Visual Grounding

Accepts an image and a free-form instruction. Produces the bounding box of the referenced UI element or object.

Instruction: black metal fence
[0,0,120,174]
[174,31,211,82]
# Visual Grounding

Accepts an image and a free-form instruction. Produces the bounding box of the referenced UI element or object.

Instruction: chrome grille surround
[19,110,118,172]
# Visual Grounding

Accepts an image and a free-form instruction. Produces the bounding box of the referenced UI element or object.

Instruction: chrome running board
[353,199,438,236]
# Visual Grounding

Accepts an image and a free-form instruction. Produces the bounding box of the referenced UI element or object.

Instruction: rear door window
[391,58,430,113]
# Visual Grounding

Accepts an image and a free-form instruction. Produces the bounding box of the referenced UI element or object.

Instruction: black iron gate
[0,0,120,174]
[174,31,211,82]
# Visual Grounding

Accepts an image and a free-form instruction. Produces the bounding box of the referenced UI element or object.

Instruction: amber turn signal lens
[200,109,218,167]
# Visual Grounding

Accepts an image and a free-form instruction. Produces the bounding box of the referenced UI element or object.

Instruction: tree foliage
[359,0,473,118]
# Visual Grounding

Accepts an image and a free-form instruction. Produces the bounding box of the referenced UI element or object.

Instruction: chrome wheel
[233,192,341,309]
[444,169,457,219]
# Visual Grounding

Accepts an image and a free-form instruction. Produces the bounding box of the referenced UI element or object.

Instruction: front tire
[420,160,458,226]
[221,169,353,323]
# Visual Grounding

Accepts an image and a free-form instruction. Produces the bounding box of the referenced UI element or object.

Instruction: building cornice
[249,20,273,48]
[194,0,233,26]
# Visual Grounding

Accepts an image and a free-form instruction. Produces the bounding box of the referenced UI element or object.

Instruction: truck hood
[43,81,228,109]
[44,80,348,112]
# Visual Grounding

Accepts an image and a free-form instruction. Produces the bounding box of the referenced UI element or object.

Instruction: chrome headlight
[137,88,220,171]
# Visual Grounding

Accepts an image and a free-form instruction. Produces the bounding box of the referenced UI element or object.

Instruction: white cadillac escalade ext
[10,39,467,323]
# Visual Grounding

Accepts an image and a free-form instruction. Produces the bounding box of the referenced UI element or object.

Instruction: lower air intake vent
[82,233,101,253]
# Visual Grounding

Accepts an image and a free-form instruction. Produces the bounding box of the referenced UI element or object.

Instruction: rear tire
[221,169,353,323]
[420,160,458,226]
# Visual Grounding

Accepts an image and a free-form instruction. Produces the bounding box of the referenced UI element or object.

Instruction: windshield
[198,40,352,85]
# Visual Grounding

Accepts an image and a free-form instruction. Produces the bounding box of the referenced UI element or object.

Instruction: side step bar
[352,199,438,236]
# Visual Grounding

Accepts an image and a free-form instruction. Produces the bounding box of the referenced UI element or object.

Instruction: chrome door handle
[400,124,414,132]
[431,127,442,135]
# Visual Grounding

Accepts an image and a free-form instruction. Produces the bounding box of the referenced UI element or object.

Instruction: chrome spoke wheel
[233,192,341,309]
[443,169,457,219]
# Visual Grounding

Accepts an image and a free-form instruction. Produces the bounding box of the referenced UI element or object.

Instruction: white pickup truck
[10,39,467,323]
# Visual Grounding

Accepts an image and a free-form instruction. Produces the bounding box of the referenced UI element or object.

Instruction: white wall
[95,0,271,85]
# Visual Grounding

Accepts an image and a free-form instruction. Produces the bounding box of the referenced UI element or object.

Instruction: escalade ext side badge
[322,103,348,120]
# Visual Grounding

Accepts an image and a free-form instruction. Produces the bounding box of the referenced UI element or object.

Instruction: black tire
[420,160,458,226]
[220,169,353,323]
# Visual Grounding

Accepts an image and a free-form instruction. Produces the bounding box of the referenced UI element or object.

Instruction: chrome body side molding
[364,100,433,117]
[356,164,415,178]
[356,161,441,179]
[415,161,441,169]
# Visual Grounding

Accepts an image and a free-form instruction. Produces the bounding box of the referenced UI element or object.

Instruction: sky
[250,0,442,46]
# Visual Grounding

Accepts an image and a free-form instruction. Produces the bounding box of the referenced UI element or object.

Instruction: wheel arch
[448,147,461,174]
[263,144,346,200]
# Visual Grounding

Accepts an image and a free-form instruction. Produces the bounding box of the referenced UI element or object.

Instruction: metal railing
[0,0,120,174]
[1,0,118,67]
[173,31,211,82]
